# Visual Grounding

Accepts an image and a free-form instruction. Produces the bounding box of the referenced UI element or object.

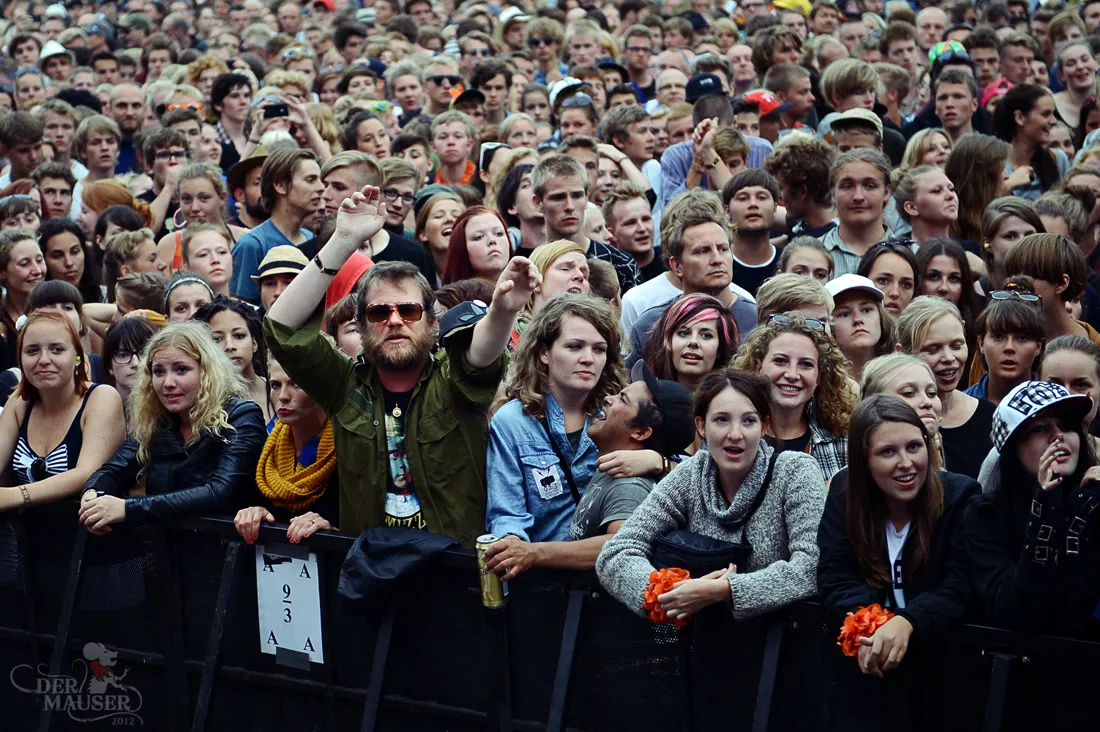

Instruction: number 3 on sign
[255,546,324,664]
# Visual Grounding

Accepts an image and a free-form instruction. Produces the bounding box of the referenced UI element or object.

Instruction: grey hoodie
[596,442,827,621]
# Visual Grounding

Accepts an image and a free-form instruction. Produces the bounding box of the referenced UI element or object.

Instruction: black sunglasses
[365,302,425,324]
[427,74,462,86]
[29,457,48,482]
[768,312,827,331]
[528,37,555,47]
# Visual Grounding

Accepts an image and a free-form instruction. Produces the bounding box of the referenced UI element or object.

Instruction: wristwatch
[313,254,339,276]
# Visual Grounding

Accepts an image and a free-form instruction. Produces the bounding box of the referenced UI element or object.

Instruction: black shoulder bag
[649,448,780,576]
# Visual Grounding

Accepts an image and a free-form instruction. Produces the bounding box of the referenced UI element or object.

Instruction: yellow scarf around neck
[255,419,336,514]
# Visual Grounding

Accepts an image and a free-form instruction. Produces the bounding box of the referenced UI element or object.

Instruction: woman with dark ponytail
[994,84,1071,201]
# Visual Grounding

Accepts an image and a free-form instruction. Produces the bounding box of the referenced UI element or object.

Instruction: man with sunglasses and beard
[265,186,542,546]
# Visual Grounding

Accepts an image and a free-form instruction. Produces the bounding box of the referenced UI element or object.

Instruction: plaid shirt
[808,418,847,483]
[215,121,233,147]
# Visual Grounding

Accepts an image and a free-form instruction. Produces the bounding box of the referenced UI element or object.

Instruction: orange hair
[80,180,153,227]
[14,310,89,402]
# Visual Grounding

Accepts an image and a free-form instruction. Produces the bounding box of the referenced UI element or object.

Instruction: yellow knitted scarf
[255,420,337,514]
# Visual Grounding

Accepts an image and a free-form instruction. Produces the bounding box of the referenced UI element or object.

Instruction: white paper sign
[255,545,325,664]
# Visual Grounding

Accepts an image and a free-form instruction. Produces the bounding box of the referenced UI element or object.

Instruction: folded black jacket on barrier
[817,468,979,640]
[84,398,267,523]
[338,526,458,610]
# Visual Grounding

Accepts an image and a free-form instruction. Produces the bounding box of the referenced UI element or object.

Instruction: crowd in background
[0,0,1099,725]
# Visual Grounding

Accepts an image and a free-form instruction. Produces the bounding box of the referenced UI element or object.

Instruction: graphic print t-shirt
[383,389,426,529]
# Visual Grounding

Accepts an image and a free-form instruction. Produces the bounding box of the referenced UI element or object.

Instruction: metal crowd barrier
[1,507,1098,732]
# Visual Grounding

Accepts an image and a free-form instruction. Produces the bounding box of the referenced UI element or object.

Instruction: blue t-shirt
[230,219,315,301]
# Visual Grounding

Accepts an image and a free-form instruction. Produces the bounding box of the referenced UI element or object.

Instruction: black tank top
[12,384,99,484]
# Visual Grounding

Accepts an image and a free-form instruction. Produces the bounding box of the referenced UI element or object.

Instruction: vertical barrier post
[982,652,1016,732]
[546,588,586,732]
[751,619,786,732]
[191,539,243,732]
[153,530,190,732]
[483,602,513,732]
[36,528,88,732]
[359,606,397,732]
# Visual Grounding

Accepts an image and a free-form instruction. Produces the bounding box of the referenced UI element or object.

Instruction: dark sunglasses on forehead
[768,312,827,331]
[428,74,462,86]
[365,302,425,324]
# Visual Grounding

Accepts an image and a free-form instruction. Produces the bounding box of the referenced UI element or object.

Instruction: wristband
[313,254,340,276]
[18,485,29,508]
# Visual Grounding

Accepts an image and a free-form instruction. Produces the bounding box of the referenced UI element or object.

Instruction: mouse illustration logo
[10,641,143,724]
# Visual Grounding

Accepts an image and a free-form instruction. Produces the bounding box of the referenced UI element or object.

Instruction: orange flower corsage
[837,603,895,657]
[643,567,691,628]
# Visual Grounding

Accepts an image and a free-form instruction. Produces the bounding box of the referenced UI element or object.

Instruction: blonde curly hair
[731,312,857,435]
[130,321,248,465]
[503,294,627,420]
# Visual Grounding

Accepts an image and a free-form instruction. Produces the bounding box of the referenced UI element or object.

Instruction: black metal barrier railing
[2,508,1100,732]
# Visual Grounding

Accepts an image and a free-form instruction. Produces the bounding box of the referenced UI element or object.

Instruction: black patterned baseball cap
[992,381,1093,453]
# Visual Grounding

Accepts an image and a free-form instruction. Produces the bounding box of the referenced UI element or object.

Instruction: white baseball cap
[992,381,1093,453]
[824,273,884,302]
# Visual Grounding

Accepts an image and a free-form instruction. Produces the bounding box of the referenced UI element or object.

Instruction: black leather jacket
[85,398,266,524]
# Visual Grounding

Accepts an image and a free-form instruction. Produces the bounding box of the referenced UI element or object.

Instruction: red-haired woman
[441,206,511,285]
[816,395,977,731]
[0,311,124,512]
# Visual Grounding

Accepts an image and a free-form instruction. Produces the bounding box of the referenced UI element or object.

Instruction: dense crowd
[0,0,1099,725]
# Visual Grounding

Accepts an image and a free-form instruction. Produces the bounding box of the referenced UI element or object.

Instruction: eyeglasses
[154,149,191,161]
[381,188,415,206]
[364,302,425,324]
[427,74,462,86]
[625,45,651,54]
[464,48,492,58]
[768,313,827,331]
[991,290,1041,303]
[112,349,139,365]
[528,37,555,48]
[560,92,594,109]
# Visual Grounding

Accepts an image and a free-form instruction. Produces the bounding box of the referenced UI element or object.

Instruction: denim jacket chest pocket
[518,452,571,513]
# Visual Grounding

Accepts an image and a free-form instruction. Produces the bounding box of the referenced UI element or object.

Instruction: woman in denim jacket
[486,295,627,543]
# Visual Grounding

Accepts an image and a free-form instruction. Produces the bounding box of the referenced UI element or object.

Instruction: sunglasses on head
[768,312,827,331]
[428,74,462,86]
[365,302,426,324]
[991,289,1041,303]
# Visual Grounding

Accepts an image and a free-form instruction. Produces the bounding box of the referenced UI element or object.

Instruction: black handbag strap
[731,448,781,539]
[540,417,582,504]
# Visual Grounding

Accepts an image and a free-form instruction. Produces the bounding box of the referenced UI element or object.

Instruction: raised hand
[492,256,541,315]
[335,185,389,245]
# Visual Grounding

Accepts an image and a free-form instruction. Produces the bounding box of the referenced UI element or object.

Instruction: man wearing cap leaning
[117,13,154,48]
[227,147,270,230]
[483,362,696,580]
[265,186,541,547]
[38,42,74,83]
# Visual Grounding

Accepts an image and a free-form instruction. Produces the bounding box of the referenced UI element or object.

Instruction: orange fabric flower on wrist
[643,567,691,628]
[837,603,895,657]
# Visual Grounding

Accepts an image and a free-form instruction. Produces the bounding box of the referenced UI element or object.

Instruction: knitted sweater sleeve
[727,452,827,620]
[595,473,692,617]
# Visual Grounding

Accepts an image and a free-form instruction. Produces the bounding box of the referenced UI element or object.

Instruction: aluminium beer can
[476,533,509,608]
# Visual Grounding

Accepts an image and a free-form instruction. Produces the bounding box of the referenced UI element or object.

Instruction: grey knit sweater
[595,442,827,620]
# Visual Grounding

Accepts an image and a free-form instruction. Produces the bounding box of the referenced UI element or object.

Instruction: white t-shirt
[885,520,910,609]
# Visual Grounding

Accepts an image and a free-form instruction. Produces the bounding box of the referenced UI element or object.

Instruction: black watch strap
[313,254,339,276]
